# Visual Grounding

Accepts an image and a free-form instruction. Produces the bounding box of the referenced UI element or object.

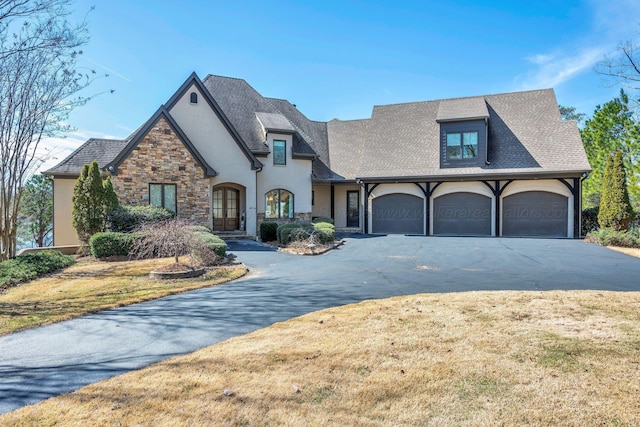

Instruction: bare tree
[0,0,98,259]
[596,39,640,92]
[130,220,220,268]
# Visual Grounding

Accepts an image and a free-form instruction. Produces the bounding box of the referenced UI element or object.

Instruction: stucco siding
[335,184,363,228]
[52,177,80,246]
[312,184,331,218]
[257,133,313,218]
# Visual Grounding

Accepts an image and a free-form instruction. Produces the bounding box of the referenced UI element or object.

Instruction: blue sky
[40,0,640,170]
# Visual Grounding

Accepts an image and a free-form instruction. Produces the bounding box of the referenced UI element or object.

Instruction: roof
[43,138,129,176]
[327,89,590,181]
[46,74,590,183]
[436,97,489,122]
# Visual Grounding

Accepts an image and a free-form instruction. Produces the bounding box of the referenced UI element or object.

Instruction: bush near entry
[0,251,75,287]
[260,222,278,242]
[587,229,640,248]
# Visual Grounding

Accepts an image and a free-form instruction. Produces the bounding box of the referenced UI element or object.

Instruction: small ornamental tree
[598,151,634,231]
[72,160,120,244]
[130,219,218,268]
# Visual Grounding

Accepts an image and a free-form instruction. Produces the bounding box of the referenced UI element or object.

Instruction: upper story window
[265,189,294,219]
[446,131,478,160]
[190,92,198,104]
[273,140,286,165]
[439,120,486,168]
[149,183,177,213]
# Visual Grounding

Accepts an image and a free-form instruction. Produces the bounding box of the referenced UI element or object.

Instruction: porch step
[212,232,256,241]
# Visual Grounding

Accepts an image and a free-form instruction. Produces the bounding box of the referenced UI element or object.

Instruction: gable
[107,107,217,178]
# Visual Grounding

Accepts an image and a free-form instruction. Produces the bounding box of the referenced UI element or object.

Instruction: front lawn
[0,257,246,336]
[2,290,639,425]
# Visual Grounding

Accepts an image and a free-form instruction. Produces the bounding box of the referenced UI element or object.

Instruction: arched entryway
[212,186,240,231]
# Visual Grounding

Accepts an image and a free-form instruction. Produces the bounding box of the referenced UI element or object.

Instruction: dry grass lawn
[2,290,639,426]
[0,258,246,336]
[608,246,640,259]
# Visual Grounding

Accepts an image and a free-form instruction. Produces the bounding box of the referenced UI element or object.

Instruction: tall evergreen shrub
[598,151,634,231]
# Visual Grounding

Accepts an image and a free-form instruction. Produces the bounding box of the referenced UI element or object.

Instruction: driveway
[1,236,639,414]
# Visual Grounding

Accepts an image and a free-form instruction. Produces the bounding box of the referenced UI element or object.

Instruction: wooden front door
[212,187,239,231]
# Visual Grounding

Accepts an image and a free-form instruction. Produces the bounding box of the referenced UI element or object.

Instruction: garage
[372,193,424,234]
[433,192,491,236]
[502,191,568,237]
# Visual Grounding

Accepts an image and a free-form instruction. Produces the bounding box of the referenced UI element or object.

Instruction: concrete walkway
[1,236,639,414]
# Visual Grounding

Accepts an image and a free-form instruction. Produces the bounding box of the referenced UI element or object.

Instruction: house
[44,72,591,245]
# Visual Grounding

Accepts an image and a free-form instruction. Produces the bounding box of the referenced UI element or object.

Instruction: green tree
[580,90,640,208]
[598,151,634,230]
[17,174,53,248]
[559,105,586,125]
[72,161,119,244]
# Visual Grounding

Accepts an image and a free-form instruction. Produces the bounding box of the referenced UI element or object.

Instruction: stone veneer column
[111,117,210,225]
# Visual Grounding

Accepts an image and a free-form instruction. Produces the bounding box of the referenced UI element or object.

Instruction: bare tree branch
[596,39,640,90]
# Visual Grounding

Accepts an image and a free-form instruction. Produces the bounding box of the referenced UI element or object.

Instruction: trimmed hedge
[89,232,139,258]
[586,229,640,248]
[312,217,334,225]
[194,231,227,258]
[106,205,174,233]
[260,222,278,242]
[0,250,76,287]
[313,221,335,243]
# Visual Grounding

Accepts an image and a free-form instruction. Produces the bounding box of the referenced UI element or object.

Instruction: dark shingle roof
[327,89,590,180]
[43,138,129,176]
[436,97,489,122]
[46,75,589,182]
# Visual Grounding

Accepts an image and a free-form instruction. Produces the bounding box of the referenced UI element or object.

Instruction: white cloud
[516,47,607,90]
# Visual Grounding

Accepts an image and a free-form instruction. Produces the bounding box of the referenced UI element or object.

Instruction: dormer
[255,112,317,165]
[436,97,489,168]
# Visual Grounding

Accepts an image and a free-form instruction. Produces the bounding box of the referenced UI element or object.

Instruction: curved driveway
[1,235,639,414]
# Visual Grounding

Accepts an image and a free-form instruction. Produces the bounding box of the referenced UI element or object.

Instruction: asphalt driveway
[1,235,639,414]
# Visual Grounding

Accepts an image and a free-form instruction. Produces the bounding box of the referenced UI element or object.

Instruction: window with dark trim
[265,189,294,219]
[190,92,198,104]
[446,131,478,160]
[149,183,177,213]
[273,140,286,165]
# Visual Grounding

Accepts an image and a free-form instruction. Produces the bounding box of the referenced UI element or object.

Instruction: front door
[212,187,239,231]
[347,190,360,227]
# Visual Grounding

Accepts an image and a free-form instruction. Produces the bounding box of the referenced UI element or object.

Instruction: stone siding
[111,117,210,224]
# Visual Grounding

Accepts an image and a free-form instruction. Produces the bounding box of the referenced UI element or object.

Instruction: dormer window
[446,131,478,160]
[190,92,198,104]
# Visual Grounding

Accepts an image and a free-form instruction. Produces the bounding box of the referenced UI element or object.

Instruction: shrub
[313,222,335,243]
[260,222,278,242]
[586,229,640,248]
[89,232,139,258]
[312,217,334,225]
[582,206,599,236]
[106,205,174,233]
[188,225,213,234]
[0,250,75,287]
[277,222,314,244]
[599,151,634,231]
[195,231,227,258]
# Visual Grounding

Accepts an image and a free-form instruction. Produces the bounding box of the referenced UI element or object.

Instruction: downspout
[255,166,262,240]
[484,117,490,165]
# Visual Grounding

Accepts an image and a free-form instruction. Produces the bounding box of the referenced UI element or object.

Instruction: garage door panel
[372,194,424,234]
[503,191,568,237]
[433,192,491,236]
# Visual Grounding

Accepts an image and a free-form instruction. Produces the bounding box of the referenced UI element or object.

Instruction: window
[190,92,198,104]
[446,131,478,160]
[149,183,177,213]
[265,189,294,219]
[273,140,286,165]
